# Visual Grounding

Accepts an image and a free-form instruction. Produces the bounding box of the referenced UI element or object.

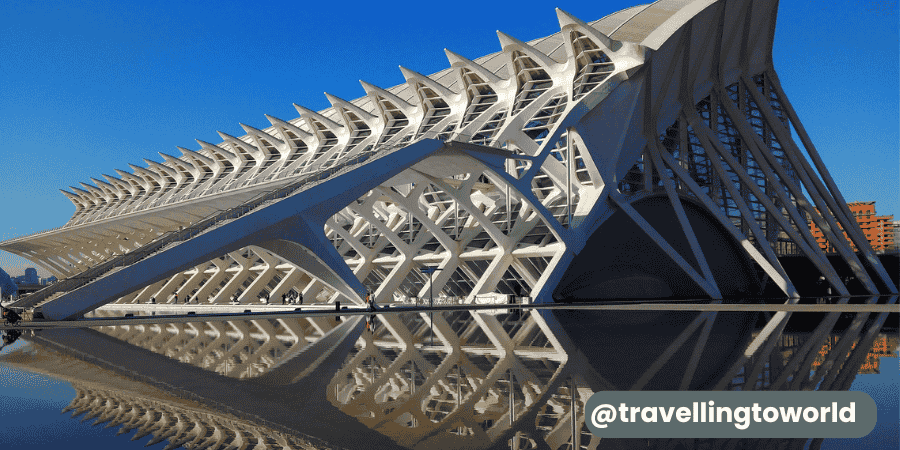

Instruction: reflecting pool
[1,297,897,449]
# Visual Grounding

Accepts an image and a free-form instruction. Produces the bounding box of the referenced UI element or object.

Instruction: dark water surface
[0,298,897,449]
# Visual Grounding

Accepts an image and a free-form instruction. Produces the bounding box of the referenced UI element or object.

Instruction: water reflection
[89,308,349,380]
[0,296,895,450]
[1,328,21,349]
[63,385,317,449]
[0,339,328,450]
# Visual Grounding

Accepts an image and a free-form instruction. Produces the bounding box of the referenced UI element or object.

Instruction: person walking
[365,291,376,312]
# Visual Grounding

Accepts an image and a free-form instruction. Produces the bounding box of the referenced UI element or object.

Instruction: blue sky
[0,0,897,277]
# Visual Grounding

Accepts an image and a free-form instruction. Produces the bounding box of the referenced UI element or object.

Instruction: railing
[10,140,420,311]
[406,296,466,306]
[401,294,532,306]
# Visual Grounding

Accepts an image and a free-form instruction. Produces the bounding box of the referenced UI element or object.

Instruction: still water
[0,298,897,449]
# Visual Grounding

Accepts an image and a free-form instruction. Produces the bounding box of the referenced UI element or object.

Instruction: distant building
[41,276,58,285]
[0,267,17,298]
[807,334,898,375]
[893,220,900,252]
[24,267,39,284]
[809,201,895,253]
[857,334,899,374]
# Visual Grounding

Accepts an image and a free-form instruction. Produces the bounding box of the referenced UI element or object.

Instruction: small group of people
[1,306,21,325]
[147,294,194,304]
[281,291,303,305]
[176,294,194,304]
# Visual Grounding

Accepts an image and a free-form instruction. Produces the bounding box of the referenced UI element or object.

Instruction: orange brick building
[857,334,899,375]
[788,334,897,375]
[809,201,895,253]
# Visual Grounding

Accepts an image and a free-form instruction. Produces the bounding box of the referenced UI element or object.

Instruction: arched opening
[553,194,760,301]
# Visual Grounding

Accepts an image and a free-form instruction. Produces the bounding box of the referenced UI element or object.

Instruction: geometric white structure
[1,0,895,320]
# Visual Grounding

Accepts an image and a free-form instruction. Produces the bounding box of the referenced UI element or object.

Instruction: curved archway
[553,194,759,301]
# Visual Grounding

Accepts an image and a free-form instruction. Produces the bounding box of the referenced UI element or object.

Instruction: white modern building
[1,0,895,320]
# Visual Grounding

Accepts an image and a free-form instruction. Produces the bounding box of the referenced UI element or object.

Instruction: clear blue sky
[1,0,897,276]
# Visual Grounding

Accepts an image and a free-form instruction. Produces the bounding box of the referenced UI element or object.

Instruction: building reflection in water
[62,385,315,450]
[0,335,328,450]
[1,296,895,450]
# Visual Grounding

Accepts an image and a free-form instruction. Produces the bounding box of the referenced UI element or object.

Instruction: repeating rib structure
[89,311,335,378]
[1,0,895,321]
[62,387,322,450]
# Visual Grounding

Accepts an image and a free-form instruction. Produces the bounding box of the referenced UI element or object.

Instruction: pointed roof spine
[69,185,98,205]
[324,92,380,130]
[69,185,91,196]
[78,182,107,201]
[496,30,561,70]
[555,8,615,51]
[114,169,149,190]
[60,189,86,210]
[264,115,312,138]
[102,174,137,195]
[264,114,315,150]
[144,159,178,179]
[324,93,377,120]
[398,66,459,100]
[292,104,345,135]
[128,164,163,184]
[217,131,264,161]
[67,186,97,213]
[555,8,645,72]
[359,80,418,117]
[159,153,198,177]
[239,123,286,147]
[90,176,114,189]
[177,146,217,170]
[444,49,505,84]
[90,177,122,199]
[196,140,239,164]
